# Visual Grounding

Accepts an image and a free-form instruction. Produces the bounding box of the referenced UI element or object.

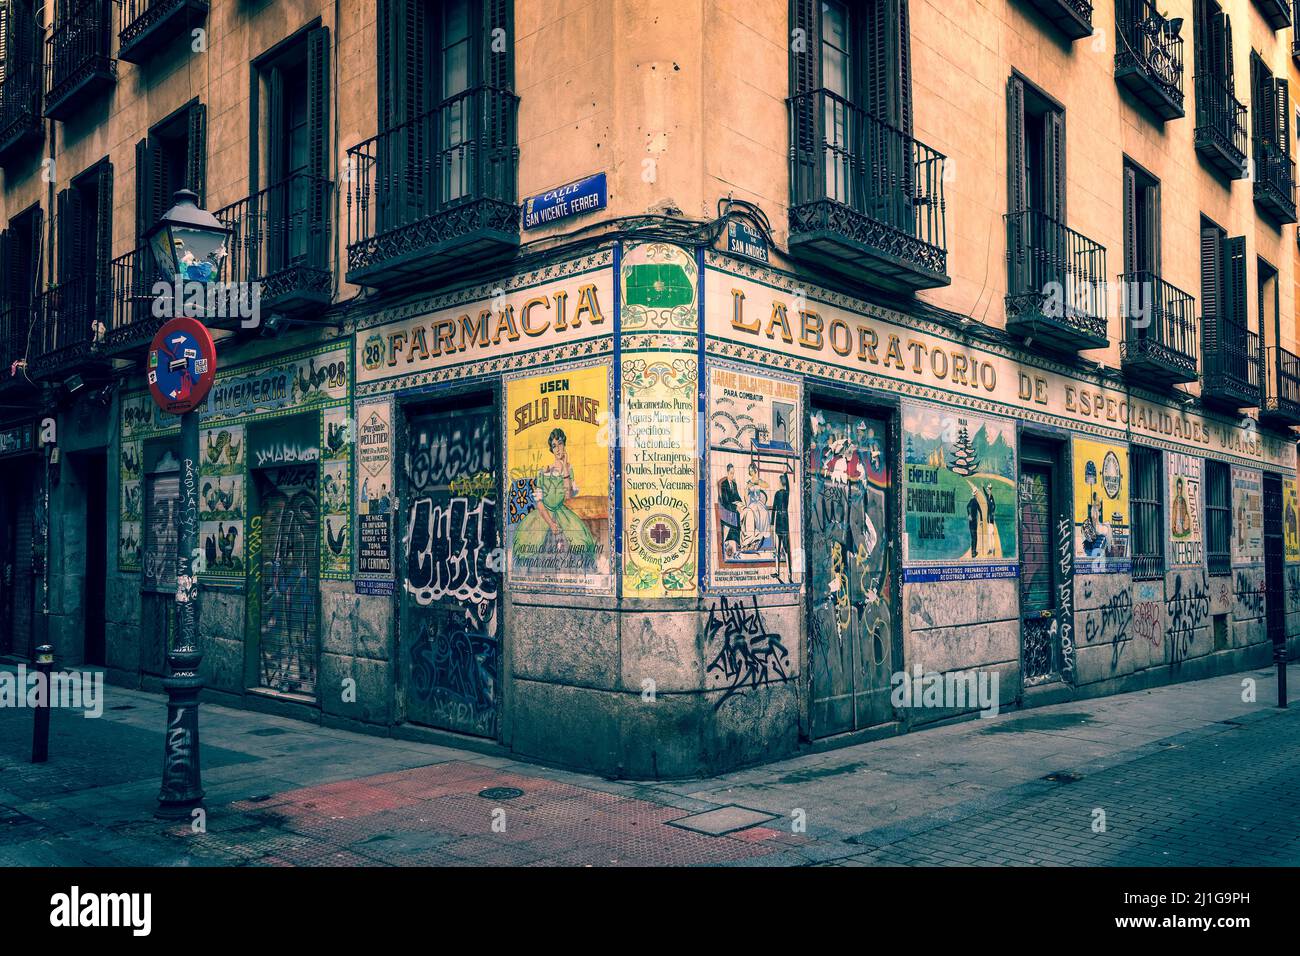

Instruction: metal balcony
[117,0,208,64]
[103,246,161,358]
[0,36,44,165]
[44,0,118,121]
[1118,271,1198,385]
[1005,209,1108,352]
[1202,321,1261,410]
[1254,0,1292,30]
[1253,140,1298,224]
[1194,74,1248,180]
[1020,0,1094,40]
[1114,0,1184,121]
[217,172,334,320]
[1262,346,1300,426]
[27,276,112,380]
[788,88,948,292]
[0,301,37,393]
[346,86,520,289]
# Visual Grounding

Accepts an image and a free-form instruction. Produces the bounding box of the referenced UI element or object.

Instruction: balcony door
[796,0,914,228]
[261,27,330,280]
[1007,75,1066,310]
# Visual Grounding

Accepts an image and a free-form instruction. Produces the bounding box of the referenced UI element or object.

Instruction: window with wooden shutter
[1122,160,1159,276]
[186,102,206,205]
[1205,460,1231,575]
[1130,447,1164,580]
[306,25,330,260]
[1221,234,1247,331]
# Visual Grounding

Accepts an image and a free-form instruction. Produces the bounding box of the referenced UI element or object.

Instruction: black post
[31,644,53,763]
[157,408,205,818]
[1278,644,1288,709]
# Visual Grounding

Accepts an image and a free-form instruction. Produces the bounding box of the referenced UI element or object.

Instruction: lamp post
[145,189,228,819]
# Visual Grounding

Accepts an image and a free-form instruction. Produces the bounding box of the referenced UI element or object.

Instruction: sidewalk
[1,665,1297,866]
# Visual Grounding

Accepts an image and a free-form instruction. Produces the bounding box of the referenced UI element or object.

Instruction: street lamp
[146,188,231,288]
[146,189,224,820]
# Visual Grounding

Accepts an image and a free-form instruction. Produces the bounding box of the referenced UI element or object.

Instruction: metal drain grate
[1042,771,1082,784]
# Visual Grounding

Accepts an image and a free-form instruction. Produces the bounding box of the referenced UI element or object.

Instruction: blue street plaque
[523,173,607,229]
[727,219,769,263]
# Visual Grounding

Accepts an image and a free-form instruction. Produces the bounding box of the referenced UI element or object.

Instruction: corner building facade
[2,0,1299,777]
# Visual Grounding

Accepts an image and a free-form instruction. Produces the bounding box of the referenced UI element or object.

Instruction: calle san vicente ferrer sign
[148,317,218,415]
[523,173,607,229]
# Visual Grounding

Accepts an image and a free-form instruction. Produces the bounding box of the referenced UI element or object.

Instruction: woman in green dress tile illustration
[512,427,597,566]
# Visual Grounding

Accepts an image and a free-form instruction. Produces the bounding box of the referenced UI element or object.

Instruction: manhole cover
[247,727,289,737]
[478,787,524,800]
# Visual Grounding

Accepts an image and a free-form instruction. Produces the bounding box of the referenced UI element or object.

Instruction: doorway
[254,464,320,698]
[1263,472,1285,658]
[1019,436,1067,683]
[400,398,500,738]
[807,401,895,737]
[0,463,38,659]
[78,452,108,666]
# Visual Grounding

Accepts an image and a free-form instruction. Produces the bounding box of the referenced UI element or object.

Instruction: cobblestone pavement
[2,666,1297,866]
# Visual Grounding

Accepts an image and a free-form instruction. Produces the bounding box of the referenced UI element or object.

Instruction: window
[0,202,43,315]
[1205,460,1231,574]
[1130,446,1164,579]
[56,160,112,320]
[376,0,514,216]
[1194,0,1233,88]
[1123,160,1159,276]
[256,26,330,277]
[1008,77,1065,224]
[1258,258,1278,349]
[1250,51,1291,167]
[134,101,206,246]
[1200,217,1248,337]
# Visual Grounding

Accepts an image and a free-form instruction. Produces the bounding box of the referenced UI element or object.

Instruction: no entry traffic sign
[148,317,217,415]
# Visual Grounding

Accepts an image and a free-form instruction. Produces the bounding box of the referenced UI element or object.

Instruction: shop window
[1205,459,1231,574]
[1130,446,1164,579]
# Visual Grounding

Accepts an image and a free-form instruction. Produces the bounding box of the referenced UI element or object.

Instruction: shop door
[255,465,320,697]
[808,405,894,737]
[1019,458,1059,681]
[142,461,180,675]
[401,403,500,738]
[0,467,36,659]
[1263,473,1285,657]
[81,453,107,666]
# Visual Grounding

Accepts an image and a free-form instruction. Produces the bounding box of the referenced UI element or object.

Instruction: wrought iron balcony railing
[1022,0,1094,40]
[1119,271,1198,385]
[1253,140,1298,224]
[1114,0,1184,120]
[28,274,109,378]
[345,85,520,288]
[216,172,334,317]
[1005,208,1108,351]
[45,0,118,121]
[105,246,160,355]
[1254,0,1292,30]
[1194,73,1248,180]
[1202,320,1261,409]
[1262,345,1300,424]
[0,300,35,391]
[788,88,948,291]
[0,36,44,164]
[117,0,208,63]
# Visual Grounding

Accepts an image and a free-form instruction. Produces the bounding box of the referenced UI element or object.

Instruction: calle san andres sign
[147,317,218,415]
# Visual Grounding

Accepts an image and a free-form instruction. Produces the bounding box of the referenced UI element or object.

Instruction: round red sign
[147,317,218,415]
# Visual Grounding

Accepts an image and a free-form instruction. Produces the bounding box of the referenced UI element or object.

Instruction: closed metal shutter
[256,465,319,698]
[1019,463,1056,681]
[7,469,37,659]
[142,470,180,674]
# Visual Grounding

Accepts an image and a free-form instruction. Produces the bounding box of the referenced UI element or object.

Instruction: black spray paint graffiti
[1056,516,1075,679]
[705,595,791,709]
[408,622,498,731]
[404,496,499,607]
[1236,571,1266,619]
[1085,590,1133,672]
[1166,570,1211,665]
[258,466,319,694]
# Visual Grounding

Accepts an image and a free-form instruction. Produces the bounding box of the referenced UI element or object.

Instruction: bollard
[31,644,53,763]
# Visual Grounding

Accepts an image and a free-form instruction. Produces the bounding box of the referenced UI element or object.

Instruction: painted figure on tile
[512,428,596,563]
